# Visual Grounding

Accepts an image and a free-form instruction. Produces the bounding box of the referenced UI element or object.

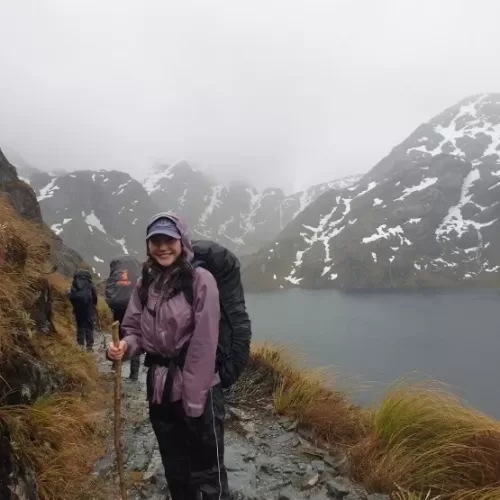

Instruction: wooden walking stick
[111,320,128,500]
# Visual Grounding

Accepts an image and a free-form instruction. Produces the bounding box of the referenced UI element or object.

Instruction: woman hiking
[106,213,230,500]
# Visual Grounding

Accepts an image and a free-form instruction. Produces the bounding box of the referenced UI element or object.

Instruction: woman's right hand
[107,340,128,360]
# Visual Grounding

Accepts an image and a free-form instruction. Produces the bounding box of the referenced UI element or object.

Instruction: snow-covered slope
[243,93,500,291]
[17,167,161,276]
[17,159,358,276]
[145,161,361,254]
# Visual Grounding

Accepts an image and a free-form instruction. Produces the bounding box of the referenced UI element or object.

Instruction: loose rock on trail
[92,333,388,500]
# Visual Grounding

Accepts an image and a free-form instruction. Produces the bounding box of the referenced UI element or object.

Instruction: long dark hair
[138,252,194,306]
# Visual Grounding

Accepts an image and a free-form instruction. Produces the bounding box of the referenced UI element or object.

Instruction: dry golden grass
[349,382,500,497]
[249,344,500,500]
[249,343,370,446]
[0,393,107,500]
[0,197,108,499]
[96,296,113,331]
[0,199,51,362]
[393,488,440,500]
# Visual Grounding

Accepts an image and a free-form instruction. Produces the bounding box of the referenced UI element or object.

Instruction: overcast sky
[1,0,500,193]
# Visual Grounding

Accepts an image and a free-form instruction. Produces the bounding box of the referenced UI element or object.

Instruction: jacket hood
[109,255,141,270]
[74,269,92,281]
[146,212,194,262]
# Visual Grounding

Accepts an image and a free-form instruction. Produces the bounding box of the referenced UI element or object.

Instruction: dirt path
[92,333,389,500]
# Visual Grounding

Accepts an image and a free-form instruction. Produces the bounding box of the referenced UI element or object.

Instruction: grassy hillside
[0,197,112,499]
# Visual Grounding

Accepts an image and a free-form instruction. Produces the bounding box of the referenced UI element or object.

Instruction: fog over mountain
[2,1,500,194]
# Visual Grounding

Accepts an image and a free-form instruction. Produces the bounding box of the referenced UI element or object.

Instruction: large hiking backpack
[105,255,142,311]
[69,270,93,308]
[141,240,252,389]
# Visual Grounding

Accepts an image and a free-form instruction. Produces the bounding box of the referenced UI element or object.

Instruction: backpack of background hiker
[69,270,93,308]
[105,255,142,311]
[140,240,252,389]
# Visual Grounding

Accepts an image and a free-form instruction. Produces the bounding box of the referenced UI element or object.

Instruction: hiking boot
[129,368,139,381]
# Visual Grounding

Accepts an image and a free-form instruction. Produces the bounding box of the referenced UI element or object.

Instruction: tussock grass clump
[0,198,108,498]
[96,296,113,331]
[349,382,500,498]
[0,199,51,362]
[249,345,500,500]
[0,393,107,499]
[393,488,441,500]
[249,343,370,446]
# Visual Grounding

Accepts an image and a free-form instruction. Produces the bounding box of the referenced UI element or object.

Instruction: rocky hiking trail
[92,332,388,500]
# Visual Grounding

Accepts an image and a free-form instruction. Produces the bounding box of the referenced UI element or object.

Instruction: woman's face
[147,235,182,267]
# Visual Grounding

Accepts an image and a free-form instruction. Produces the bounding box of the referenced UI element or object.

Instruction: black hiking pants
[112,308,140,375]
[149,384,230,500]
[74,313,94,351]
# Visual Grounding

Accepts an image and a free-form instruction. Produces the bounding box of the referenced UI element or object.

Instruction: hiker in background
[104,255,142,380]
[107,213,252,500]
[68,269,98,352]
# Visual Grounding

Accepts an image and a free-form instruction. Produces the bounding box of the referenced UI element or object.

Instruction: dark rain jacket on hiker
[69,269,98,350]
[104,255,142,377]
[104,255,142,312]
[121,214,220,417]
[104,255,141,341]
[69,269,98,327]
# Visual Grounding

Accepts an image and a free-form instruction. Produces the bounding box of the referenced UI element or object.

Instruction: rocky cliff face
[0,146,103,499]
[0,148,42,220]
[243,93,500,291]
[0,149,85,277]
[0,193,57,498]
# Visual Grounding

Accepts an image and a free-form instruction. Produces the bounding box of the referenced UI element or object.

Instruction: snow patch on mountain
[116,238,129,255]
[394,177,438,202]
[362,224,412,245]
[435,168,497,241]
[407,94,500,162]
[51,223,62,235]
[38,178,59,201]
[84,211,106,233]
[143,164,175,194]
[199,185,224,226]
[113,180,132,196]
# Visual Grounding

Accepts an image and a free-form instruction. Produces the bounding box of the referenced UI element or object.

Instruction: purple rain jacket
[120,213,220,417]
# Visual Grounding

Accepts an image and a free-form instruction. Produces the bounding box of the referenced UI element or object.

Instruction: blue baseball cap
[146,217,181,240]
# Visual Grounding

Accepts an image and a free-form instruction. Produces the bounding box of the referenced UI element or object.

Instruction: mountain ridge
[144,159,361,254]
[242,93,500,291]
[14,155,360,276]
